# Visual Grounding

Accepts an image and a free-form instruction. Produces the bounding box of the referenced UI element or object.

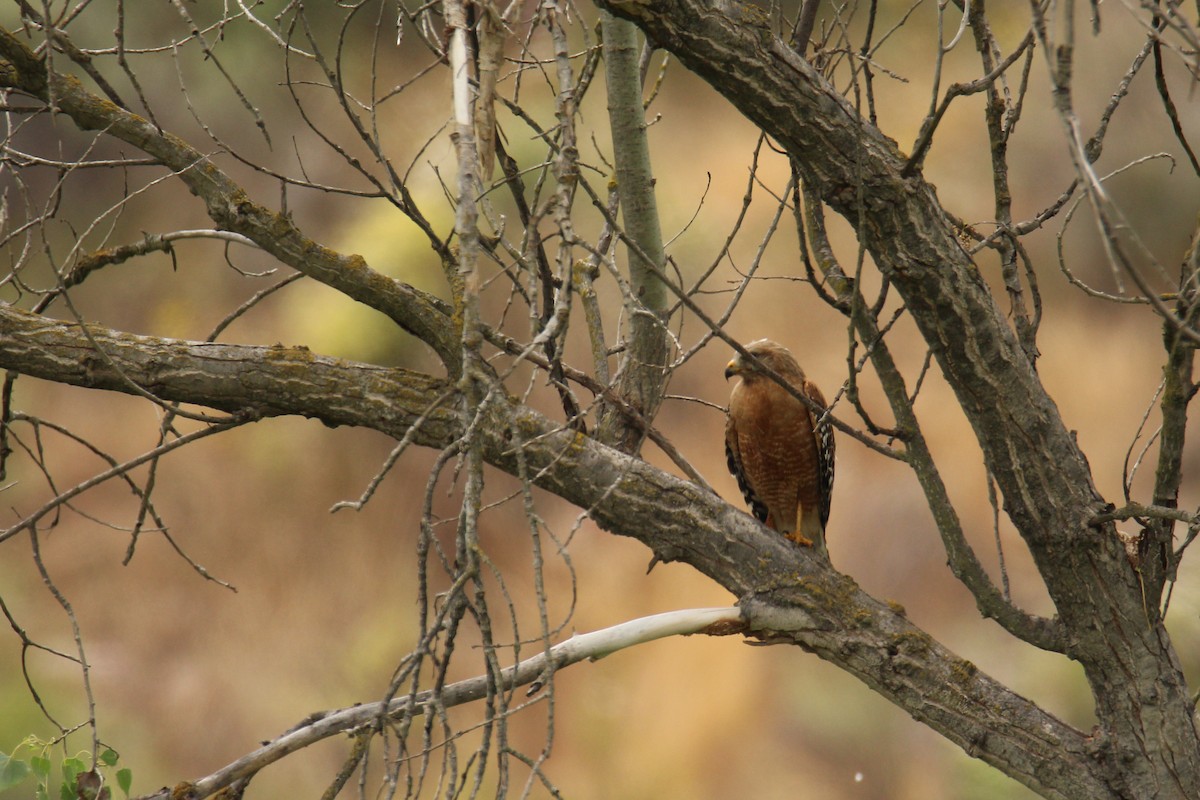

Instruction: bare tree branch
[591,0,1200,793]
[138,607,745,800]
[0,304,1116,799]
[0,26,463,371]
[594,11,671,452]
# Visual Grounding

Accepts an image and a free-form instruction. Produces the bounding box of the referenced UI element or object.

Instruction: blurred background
[1,1,1199,798]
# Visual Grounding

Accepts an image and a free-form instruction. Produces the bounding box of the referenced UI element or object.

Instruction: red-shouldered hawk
[725,339,835,554]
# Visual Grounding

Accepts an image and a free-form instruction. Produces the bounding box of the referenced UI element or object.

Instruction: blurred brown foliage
[2,2,1199,799]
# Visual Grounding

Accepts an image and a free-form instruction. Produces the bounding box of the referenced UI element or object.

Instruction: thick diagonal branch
[0,27,461,371]
[589,3,1200,794]
[0,306,1113,800]
[589,0,1104,564]
[798,183,1062,652]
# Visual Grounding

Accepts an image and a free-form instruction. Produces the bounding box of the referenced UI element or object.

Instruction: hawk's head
[724,339,805,383]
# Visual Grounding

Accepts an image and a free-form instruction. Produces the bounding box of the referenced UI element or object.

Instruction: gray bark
[587,0,1200,796]
[595,12,671,452]
[0,304,1113,799]
[2,6,1197,797]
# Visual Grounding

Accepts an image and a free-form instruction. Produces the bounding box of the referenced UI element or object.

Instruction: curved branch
[1150,231,1200,594]
[0,306,1112,800]
[589,0,1106,555]
[0,417,249,546]
[586,4,1200,794]
[796,183,1062,651]
[139,607,745,800]
[0,27,461,372]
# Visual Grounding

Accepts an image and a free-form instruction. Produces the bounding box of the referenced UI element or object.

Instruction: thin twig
[162,608,744,800]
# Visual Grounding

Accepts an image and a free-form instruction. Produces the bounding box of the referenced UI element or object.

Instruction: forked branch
[0,305,1114,799]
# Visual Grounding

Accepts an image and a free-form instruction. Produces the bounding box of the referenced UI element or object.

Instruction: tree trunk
[590,0,1200,795]
[0,303,1118,799]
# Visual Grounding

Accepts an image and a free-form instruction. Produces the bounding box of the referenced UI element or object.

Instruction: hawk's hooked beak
[724,358,742,381]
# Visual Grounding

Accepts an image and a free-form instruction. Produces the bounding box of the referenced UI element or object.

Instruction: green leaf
[31,755,51,780]
[61,755,85,800]
[116,768,132,797]
[0,752,32,790]
[98,749,118,767]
